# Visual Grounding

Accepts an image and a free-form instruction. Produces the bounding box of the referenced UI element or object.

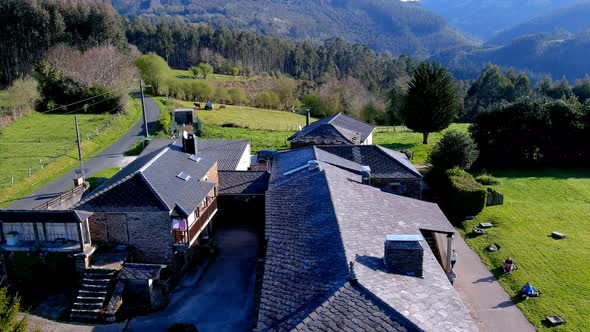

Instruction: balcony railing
[173,197,218,245]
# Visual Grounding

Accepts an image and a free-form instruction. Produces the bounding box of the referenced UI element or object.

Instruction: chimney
[306,109,311,126]
[360,166,371,185]
[181,131,197,155]
[384,234,424,277]
[308,160,320,172]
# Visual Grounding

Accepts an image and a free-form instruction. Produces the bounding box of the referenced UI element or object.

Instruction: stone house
[256,148,476,331]
[288,113,375,148]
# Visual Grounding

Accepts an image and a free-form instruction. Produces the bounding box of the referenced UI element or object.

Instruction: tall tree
[135,53,171,95]
[401,62,457,144]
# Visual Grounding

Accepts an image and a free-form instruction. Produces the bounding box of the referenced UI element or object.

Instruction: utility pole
[140,80,149,138]
[74,116,85,179]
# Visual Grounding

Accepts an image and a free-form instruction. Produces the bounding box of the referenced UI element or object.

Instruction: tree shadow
[377,143,416,151]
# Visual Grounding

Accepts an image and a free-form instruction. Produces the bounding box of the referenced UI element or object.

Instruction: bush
[159,111,172,135]
[254,91,280,109]
[475,174,501,185]
[428,168,487,220]
[228,88,245,105]
[446,168,487,218]
[429,130,479,170]
[214,87,230,104]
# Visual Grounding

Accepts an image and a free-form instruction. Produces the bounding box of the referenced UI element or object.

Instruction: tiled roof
[0,210,93,224]
[288,113,374,145]
[259,160,476,331]
[317,145,422,179]
[141,138,249,171]
[76,145,216,217]
[119,263,165,280]
[218,171,270,195]
[292,282,417,332]
[197,139,250,170]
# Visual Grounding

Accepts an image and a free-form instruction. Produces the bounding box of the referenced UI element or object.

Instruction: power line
[38,85,134,114]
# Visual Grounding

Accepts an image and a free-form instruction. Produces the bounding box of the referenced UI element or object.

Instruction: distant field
[461,169,590,331]
[155,97,313,132]
[373,123,470,164]
[171,69,257,82]
[0,99,141,207]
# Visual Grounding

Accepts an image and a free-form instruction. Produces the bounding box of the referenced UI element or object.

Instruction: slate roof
[317,145,422,179]
[0,210,93,224]
[218,171,270,195]
[119,263,165,280]
[258,159,476,331]
[288,113,375,145]
[140,138,249,171]
[76,145,216,217]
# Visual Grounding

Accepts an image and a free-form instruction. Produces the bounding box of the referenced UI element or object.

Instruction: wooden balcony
[173,197,218,245]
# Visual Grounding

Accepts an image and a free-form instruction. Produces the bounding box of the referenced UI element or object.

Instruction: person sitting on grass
[503,257,515,274]
[521,282,539,298]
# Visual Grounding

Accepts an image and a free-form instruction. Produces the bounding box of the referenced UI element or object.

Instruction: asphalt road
[7,97,160,210]
[127,222,259,332]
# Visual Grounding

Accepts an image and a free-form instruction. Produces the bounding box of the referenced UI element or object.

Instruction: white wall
[363,132,373,145]
[237,143,252,170]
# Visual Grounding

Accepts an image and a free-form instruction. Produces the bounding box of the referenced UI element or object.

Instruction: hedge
[427,168,487,221]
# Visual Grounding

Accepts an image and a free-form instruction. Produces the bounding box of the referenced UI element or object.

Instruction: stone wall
[89,211,174,264]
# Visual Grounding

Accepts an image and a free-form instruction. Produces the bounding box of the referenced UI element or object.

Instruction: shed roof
[288,113,374,145]
[218,171,270,195]
[0,210,93,224]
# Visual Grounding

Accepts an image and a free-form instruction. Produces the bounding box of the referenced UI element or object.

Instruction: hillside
[433,31,590,81]
[111,0,472,57]
[488,2,590,45]
[419,0,581,40]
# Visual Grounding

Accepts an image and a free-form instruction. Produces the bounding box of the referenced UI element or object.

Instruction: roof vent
[176,172,191,182]
[384,234,424,277]
[308,160,320,171]
[360,165,371,185]
[189,155,202,163]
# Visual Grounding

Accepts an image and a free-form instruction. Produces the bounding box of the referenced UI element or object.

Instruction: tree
[197,63,213,79]
[135,53,171,95]
[429,130,479,170]
[302,92,328,117]
[230,67,240,76]
[0,288,28,332]
[272,77,298,110]
[386,84,406,125]
[214,87,230,103]
[5,77,39,112]
[228,88,245,105]
[401,62,457,144]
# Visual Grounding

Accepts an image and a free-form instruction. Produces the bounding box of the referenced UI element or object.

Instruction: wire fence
[374,126,412,133]
[0,109,128,192]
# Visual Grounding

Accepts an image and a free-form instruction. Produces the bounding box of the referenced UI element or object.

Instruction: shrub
[446,168,487,218]
[228,88,245,105]
[214,87,230,103]
[429,130,479,170]
[159,111,172,135]
[475,174,501,185]
[254,91,280,109]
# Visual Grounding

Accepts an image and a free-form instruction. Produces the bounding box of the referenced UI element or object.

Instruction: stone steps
[69,267,117,322]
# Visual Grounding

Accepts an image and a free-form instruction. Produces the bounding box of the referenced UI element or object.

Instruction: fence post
[28,166,32,177]
[11,176,14,187]
[40,159,43,169]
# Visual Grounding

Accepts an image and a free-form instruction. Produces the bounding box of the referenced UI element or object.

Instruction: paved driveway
[127,222,259,332]
[7,97,160,209]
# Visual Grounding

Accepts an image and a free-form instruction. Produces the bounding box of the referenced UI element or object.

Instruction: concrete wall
[89,211,175,264]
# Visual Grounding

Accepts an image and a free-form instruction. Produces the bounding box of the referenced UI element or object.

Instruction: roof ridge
[326,112,342,124]
[375,145,422,177]
[74,172,139,208]
[138,147,170,173]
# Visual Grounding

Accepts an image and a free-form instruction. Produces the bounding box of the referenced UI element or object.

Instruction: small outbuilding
[173,109,194,125]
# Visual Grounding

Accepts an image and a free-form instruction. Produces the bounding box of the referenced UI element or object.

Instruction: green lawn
[171,69,257,82]
[201,124,292,153]
[461,169,590,331]
[155,97,313,132]
[373,123,470,165]
[0,98,141,207]
[87,167,120,192]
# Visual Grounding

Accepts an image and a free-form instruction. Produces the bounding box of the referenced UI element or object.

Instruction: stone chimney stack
[182,131,197,155]
[360,166,371,185]
[306,109,311,126]
[384,235,424,277]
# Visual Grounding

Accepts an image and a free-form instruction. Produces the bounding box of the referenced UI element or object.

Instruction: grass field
[461,169,590,331]
[155,97,311,132]
[373,123,470,164]
[171,69,257,82]
[0,99,141,207]
[87,167,120,192]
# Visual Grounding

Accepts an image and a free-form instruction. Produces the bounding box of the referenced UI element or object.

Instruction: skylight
[189,154,202,163]
[176,172,191,182]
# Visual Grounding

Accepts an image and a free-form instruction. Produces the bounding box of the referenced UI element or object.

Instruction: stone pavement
[453,235,536,332]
